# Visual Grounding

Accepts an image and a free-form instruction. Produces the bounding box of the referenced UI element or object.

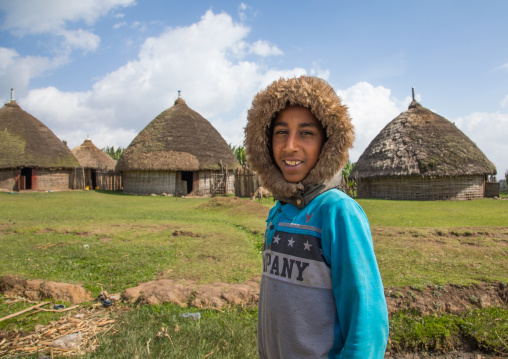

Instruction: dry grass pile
[0,297,118,357]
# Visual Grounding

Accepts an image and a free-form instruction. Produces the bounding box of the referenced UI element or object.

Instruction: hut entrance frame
[181,171,194,195]
[91,170,97,189]
[21,168,32,190]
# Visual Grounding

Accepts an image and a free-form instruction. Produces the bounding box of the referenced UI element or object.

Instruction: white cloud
[249,40,283,57]
[132,21,147,32]
[454,112,508,177]
[114,22,127,30]
[20,86,137,150]
[336,82,403,162]
[19,10,305,151]
[501,94,508,108]
[0,0,135,95]
[0,47,58,98]
[0,0,135,34]
[238,3,249,22]
[57,29,101,52]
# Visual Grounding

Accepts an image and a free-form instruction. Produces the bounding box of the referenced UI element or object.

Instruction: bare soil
[0,276,92,304]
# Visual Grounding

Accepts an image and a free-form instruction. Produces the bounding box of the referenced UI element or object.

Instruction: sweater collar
[274,172,342,210]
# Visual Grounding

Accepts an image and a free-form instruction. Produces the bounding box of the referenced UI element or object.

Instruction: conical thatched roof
[352,100,496,179]
[0,100,79,169]
[71,139,117,171]
[116,98,239,171]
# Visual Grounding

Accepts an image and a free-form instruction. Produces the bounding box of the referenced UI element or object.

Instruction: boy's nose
[284,133,298,152]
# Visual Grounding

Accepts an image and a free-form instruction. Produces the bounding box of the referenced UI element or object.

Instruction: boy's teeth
[285,160,302,166]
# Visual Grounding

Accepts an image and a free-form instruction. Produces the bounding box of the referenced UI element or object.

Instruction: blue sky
[1,0,507,177]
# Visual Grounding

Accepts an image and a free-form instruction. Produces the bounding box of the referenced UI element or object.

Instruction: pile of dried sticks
[0,297,118,357]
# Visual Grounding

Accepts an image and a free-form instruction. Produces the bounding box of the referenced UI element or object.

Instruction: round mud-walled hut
[351,99,496,200]
[71,139,120,191]
[0,99,80,192]
[116,97,239,196]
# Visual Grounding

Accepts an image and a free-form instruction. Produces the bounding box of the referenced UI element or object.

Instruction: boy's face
[272,106,325,183]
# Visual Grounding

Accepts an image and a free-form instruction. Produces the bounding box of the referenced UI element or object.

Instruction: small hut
[0,97,80,192]
[71,139,120,190]
[116,96,239,196]
[351,98,496,200]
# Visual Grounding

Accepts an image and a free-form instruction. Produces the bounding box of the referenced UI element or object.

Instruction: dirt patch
[385,282,508,316]
[373,226,508,240]
[385,351,502,358]
[200,196,270,217]
[172,230,201,237]
[122,279,260,309]
[0,276,93,304]
[120,277,507,316]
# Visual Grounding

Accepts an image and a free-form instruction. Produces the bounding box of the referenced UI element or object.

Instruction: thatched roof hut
[71,139,120,190]
[0,99,79,191]
[116,97,239,196]
[351,99,496,200]
[71,139,117,171]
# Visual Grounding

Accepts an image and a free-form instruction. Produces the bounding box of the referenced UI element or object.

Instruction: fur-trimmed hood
[244,76,354,205]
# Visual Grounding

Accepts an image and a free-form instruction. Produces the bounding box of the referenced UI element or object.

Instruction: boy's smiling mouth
[284,160,302,166]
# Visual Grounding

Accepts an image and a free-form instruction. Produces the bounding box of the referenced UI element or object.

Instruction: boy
[244,76,389,358]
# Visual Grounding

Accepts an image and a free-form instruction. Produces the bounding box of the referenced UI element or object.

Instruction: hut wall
[484,182,500,198]
[225,171,235,195]
[37,169,73,191]
[122,171,176,195]
[194,170,235,196]
[196,171,212,196]
[234,166,260,198]
[95,171,122,191]
[0,169,15,191]
[357,175,485,200]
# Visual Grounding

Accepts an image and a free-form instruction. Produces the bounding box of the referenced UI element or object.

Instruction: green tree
[102,146,124,161]
[341,160,356,196]
[229,144,247,166]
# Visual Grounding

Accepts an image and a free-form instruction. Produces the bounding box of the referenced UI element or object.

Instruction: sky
[1,0,507,177]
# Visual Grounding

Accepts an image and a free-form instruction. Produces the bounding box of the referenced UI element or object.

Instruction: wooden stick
[34,304,80,313]
[0,301,51,322]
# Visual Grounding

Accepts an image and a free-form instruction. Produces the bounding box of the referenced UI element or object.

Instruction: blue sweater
[258,189,389,358]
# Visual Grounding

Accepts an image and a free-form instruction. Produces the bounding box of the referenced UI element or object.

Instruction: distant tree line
[102,146,124,161]
[229,144,247,166]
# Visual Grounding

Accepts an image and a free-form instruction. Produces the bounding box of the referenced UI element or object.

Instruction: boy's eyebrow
[273,121,320,128]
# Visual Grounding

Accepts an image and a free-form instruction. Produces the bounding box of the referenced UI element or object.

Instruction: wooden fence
[234,166,260,198]
[72,168,122,191]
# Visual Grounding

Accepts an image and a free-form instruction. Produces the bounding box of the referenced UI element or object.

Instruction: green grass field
[1,190,507,357]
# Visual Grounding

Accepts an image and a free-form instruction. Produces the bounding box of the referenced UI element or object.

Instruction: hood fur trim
[244,76,354,199]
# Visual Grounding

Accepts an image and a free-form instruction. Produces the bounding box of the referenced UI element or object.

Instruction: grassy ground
[1,190,507,357]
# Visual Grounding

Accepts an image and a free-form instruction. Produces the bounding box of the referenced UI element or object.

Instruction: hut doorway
[91,170,97,189]
[21,168,32,190]
[181,171,194,195]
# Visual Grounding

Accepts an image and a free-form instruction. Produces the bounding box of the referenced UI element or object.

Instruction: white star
[288,238,295,247]
[273,235,281,244]
[304,241,312,251]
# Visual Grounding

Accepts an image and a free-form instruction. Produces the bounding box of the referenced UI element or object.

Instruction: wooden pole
[0,301,51,322]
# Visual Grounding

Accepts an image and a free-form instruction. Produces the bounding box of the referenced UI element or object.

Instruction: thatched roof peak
[0,100,79,169]
[408,99,422,110]
[174,98,186,106]
[71,139,117,171]
[352,100,496,179]
[5,99,19,107]
[116,98,239,172]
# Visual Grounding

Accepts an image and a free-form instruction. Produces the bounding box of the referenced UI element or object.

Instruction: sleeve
[321,197,389,358]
